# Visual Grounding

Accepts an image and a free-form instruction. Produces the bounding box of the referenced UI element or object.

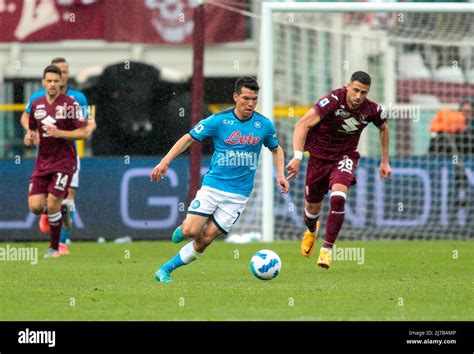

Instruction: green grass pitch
[0,240,472,321]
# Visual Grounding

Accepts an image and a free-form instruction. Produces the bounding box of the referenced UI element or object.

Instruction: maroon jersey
[305,87,386,161]
[29,93,87,175]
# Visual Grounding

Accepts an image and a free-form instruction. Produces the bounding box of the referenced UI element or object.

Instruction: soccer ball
[250,249,281,280]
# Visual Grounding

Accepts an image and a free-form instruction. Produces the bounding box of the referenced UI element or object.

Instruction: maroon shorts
[305,151,360,203]
[29,171,73,199]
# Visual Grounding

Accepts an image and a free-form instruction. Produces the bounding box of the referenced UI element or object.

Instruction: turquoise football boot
[155,268,172,283]
[171,225,184,243]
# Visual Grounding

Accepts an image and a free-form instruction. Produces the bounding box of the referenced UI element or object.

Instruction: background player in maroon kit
[286,71,392,269]
[24,65,92,258]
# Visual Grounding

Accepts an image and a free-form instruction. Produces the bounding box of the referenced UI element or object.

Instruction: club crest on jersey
[254,121,262,129]
[224,131,260,145]
[34,110,46,119]
[335,108,351,118]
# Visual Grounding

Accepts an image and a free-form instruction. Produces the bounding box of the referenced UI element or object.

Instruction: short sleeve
[313,91,340,121]
[25,98,33,114]
[25,91,43,114]
[264,120,279,150]
[189,115,218,141]
[372,104,387,128]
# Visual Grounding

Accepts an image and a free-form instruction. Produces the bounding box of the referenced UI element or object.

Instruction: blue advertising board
[0,157,472,240]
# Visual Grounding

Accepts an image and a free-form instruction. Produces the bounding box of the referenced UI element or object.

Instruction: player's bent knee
[329,191,346,211]
[29,204,44,215]
[182,222,200,239]
[306,201,323,215]
[28,198,45,215]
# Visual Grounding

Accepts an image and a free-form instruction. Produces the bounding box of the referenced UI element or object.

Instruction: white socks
[179,241,202,264]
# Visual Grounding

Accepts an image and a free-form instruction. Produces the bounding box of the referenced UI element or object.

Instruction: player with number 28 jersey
[286,71,392,270]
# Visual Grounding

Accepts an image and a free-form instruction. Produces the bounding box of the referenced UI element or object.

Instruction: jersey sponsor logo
[36,104,45,109]
[224,131,260,145]
[335,108,351,118]
[223,119,234,125]
[41,116,57,137]
[42,116,57,126]
[254,121,262,129]
[34,110,46,119]
[318,98,329,108]
[339,117,361,133]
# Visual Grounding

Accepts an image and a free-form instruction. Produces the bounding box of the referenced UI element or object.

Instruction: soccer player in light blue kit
[150,77,289,282]
[21,57,96,255]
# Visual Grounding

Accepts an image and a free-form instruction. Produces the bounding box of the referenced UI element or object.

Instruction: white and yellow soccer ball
[250,249,281,280]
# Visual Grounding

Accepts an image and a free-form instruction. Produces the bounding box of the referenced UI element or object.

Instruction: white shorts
[188,186,248,234]
[70,156,80,189]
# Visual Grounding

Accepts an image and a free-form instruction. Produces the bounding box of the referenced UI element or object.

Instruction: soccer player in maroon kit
[286,71,392,269]
[24,65,92,258]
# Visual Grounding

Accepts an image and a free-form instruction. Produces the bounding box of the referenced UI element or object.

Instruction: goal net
[229,2,474,241]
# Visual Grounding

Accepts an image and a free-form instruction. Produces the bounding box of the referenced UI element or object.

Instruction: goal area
[229,2,474,241]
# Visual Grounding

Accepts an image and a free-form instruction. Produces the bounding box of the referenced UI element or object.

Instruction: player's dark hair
[51,57,67,65]
[350,71,371,86]
[43,65,62,78]
[235,77,260,94]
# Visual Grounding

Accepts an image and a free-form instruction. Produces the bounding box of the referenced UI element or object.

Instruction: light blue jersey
[25,87,89,150]
[189,107,279,197]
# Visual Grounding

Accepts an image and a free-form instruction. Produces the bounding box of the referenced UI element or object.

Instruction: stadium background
[0,0,473,242]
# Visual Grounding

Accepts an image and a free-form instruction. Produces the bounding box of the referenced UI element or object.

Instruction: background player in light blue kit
[150,77,289,282]
[20,57,96,255]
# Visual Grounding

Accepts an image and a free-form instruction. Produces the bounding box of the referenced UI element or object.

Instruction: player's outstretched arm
[286,108,321,180]
[378,122,392,179]
[150,134,195,182]
[271,146,290,194]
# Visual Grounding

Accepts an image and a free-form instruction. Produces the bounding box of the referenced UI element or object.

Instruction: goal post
[235,2,474,242]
